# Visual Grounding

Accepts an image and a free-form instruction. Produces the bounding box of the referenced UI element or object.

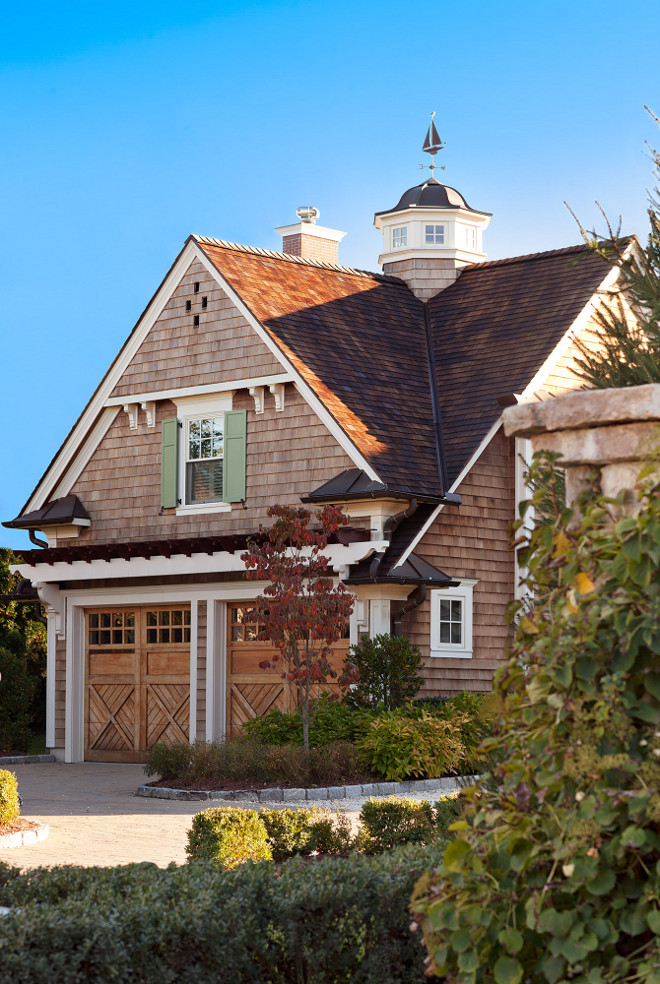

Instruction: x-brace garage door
[85,606,191,762]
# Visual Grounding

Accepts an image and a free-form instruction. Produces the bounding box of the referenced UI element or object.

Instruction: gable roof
[11,234,617,526]
[195,237,445,497]
[427,243,613,486]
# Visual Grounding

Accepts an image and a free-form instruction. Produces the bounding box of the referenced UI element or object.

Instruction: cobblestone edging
[0,821,49,850]
[135,776,473,803]
[0,755,56,766]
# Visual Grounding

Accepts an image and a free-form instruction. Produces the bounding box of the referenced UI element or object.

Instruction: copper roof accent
[3,494,90,530]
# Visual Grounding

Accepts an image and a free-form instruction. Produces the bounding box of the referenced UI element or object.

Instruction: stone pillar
[502,384,660,510]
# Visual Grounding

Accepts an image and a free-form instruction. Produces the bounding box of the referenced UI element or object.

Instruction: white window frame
[173,392,233,515]
[425,223,445,245]
[429,580,476,659]
[392,226,408,248]
[464,226,477,250]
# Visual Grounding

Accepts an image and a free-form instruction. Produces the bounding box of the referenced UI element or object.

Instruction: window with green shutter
[161,418,179,508]
[162,408,247,509]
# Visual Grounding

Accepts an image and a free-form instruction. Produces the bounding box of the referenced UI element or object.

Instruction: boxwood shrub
[185,807,272,868]
[0,845,443,983]
[0,770,19,826]
[359,796,435,853]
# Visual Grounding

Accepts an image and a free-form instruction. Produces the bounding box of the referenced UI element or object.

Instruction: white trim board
[105,373,292,407]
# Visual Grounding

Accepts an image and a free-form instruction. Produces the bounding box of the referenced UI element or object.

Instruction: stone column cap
[503,384,660,438]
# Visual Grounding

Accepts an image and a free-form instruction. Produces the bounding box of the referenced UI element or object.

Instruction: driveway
[0,762,205,869]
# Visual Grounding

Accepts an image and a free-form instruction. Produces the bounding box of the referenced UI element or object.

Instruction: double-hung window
[429,581,476,658]
[161,393,246,513]
[186,416,224,503]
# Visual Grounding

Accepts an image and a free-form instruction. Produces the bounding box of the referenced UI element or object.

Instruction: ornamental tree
[241,505,356,751]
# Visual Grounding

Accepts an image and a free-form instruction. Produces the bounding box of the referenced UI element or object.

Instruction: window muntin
[186,415,224,504]
[146,609,191,645]
[430,583,475,658]
[465,227,476,249]
[392,226,407,248]
[88,611,135,647]
[425,224,445,245]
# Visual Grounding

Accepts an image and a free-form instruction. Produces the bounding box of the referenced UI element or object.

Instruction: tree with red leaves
[241,505,356,751]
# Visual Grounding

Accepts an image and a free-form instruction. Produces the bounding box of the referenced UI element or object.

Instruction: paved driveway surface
[0,763,204,869]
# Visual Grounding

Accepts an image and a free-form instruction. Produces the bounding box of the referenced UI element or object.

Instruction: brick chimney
[275,207,346,264]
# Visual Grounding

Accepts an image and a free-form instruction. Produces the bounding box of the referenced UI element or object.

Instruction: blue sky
[1,0,659,551]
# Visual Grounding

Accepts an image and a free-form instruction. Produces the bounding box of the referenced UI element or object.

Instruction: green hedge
[0,846,443,982]
[186,807,272,868]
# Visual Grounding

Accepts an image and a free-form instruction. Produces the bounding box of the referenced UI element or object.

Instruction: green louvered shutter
[223,410,247,503]
[161,418,179,509]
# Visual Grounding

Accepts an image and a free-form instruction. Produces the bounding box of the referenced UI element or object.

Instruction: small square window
[430,585,474,658]
[201,296,208,309]
[193,314,200,327]
[392,226,407,248]
[185,300,192,312]
[193,282,200,294]
[425,224,445,245]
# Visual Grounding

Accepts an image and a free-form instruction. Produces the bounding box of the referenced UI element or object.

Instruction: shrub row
[187,795,465,866]
[0,845,444,983]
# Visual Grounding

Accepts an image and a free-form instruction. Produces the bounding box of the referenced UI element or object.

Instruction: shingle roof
[427,243,612,485]
[196,238,444,497]
[197,237,613,497]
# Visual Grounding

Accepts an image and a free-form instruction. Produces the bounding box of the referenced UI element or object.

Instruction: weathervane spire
[420,111,445,179]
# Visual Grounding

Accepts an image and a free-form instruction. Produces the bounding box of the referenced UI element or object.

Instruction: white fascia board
[105,373,292,406]
[194,247,383,484]
[13,538,386,586]
[520,261,622,401]
[24,239,203,513]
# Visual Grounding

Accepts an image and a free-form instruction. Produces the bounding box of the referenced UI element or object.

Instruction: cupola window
[465,227,477,249]
[392,227,407,248]
[425,224,445,244]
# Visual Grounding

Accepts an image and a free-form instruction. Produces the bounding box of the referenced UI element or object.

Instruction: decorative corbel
[123,403,139,430]
[249,386,265,414]
[269,382,285,412]
[141,401,156,428]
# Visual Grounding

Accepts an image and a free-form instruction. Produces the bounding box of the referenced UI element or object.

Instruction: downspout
[29,529,48,548]
[391,584,427,637]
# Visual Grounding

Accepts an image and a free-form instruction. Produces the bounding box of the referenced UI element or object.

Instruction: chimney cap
[296,205,320,224]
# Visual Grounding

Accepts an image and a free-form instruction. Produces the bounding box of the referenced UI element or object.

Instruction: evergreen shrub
[241,693,376,746]
[359,796,435,853]
[0,770,19,826]
[0,647,35,752]
[0,845,443,983]
[345,633,424,710]
[185,807,272,868]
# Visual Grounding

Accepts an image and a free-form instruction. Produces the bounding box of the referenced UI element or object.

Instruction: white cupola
[374,118,492,299]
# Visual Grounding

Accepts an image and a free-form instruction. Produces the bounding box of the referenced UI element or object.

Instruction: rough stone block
[233,789,260,802]
[326,786,346,800]
[376,782,397,796]
[402,779,428,793]
[360,783,379,797]
[503,384,660,438]
[306,787,327,801]
[209,790,236,801]
[283,787,306,802]
[258,788,283,802]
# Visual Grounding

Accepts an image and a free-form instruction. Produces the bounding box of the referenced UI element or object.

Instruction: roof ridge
[192,235,402,284]
[465,242,592,270]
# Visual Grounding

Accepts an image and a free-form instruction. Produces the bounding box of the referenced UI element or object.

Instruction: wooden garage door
[227,604,350,735]
[85,606,191,762]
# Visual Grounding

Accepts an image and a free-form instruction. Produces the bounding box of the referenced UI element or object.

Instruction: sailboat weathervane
[420,111,445,178]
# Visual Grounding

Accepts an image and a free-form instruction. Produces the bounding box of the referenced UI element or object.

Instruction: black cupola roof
[374,178,491,218]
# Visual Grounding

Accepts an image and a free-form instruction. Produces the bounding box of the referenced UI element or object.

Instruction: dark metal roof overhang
[3,494,91,530]
[13,527,372,567]
[346,551,459,588]
[302,469,460,506]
